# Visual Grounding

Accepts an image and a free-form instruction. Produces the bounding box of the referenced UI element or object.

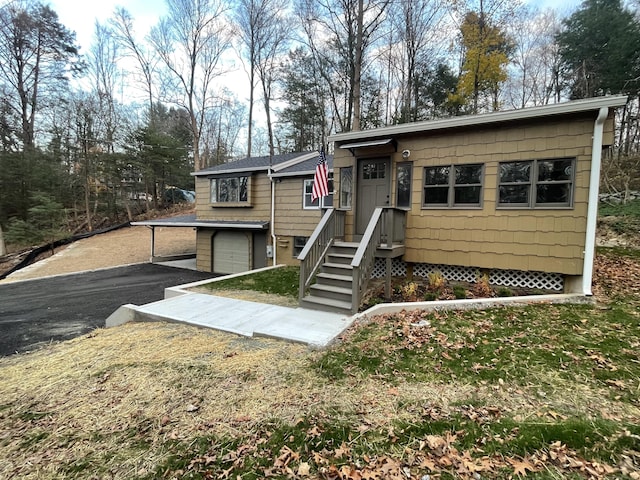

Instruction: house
[178,151,334,273]
[133,151,334,274]
[296,95,628,314]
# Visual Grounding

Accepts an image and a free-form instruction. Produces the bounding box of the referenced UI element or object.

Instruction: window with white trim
[210,176,249,203]
[339,167,352,209]
[498,158,574,208]
[303,177,334,209]
[423,163,484,207]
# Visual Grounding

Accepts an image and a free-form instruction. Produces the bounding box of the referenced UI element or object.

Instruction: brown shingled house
[297,95,627,314]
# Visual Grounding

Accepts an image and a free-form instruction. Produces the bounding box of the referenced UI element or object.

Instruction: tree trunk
[352,0,364,131]
[0,224,6,256]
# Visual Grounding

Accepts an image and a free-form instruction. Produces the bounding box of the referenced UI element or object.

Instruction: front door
[356,158,391,236]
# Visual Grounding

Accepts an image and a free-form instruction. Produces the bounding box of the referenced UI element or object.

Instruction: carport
[132,214,269,273]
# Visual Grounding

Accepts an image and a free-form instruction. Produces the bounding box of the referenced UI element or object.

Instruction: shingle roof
[192,151,321,176]
[329,95,628,143]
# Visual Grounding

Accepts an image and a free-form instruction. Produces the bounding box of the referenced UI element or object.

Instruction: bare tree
[110,7,160,124]
[149,0,230,171]
[235,0,290,157]
[385,0,448,122]
[503,7,563,108]
[296,0,391,133]
[88,21,122,153]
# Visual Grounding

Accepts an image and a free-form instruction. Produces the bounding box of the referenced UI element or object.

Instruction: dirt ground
[1,226,196,283]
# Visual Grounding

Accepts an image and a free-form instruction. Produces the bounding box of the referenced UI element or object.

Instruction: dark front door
[356,158,391,236]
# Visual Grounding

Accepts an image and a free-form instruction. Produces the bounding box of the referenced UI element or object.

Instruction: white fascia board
[132,221,267,229]
[191,166,267,177]
[270,152,319,172]
[328,95,628,143]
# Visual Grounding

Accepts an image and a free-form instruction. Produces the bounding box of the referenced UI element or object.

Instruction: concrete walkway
[106,266,355,347]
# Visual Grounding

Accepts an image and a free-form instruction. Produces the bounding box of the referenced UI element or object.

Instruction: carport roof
[132,214,269,230]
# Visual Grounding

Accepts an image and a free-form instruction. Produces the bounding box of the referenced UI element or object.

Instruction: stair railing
[298,208,345,303]
[350,207,384,313]
[351,207,407,313]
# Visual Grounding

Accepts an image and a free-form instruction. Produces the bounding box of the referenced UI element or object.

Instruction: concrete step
[300,295,353,315]
[309,283,353,303]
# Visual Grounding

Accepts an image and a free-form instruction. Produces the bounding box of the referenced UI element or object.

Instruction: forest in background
[0,0,639,253]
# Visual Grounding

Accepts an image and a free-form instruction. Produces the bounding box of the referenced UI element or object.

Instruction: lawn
[1,254,639,478]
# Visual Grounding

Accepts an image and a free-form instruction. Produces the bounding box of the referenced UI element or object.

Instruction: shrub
[427,271,446,292]
[497,286,513,297]
[453,285,467,299]
[474,272,493,297]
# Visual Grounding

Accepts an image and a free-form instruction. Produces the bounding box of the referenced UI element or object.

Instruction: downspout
[582,107,608,296]
[270,171,277,266]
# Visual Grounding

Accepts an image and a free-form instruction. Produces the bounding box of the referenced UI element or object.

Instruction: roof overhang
[329,95,628,144]
[132,215,268,230]
[339,138,397,154]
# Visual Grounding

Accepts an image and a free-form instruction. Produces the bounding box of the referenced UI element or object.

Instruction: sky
[47,0,583,59]
[47,0,166,56]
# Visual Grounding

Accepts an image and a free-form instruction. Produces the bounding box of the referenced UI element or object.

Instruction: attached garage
[213,231,250,274]
[132,215,269,274]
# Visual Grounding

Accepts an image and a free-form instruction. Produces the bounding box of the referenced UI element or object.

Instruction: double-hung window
[498,158,574,208]
[210,176,249,203]
[303,176,334,209]
[423,163,484,208]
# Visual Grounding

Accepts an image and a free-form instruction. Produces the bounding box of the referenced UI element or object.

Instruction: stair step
[316,272,353,289]
[309,283,353,303]
[321,262,353,276]
[300,295,353,314]
[327,252,354,265]
[334,241,359,248]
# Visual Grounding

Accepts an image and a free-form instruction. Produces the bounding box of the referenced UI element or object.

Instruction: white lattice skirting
[372,258,564,291]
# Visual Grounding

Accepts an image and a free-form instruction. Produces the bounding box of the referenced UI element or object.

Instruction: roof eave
[328,95,628,143]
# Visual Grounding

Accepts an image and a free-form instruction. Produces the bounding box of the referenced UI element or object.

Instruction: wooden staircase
[299,242,358,315]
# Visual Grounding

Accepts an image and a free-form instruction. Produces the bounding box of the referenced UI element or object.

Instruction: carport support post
[149,226,156,262]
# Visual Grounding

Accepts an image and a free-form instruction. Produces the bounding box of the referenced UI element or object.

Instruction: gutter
[582,107,609,296]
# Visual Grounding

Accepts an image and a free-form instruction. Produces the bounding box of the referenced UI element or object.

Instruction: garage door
[213,231,250,274]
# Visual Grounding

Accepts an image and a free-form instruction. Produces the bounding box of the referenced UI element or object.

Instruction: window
[396,162,412,208]
[423,164,483,207]
[340,167,352,209]
[362,161,386,179]
[293,236,308,257]
[210,176,249,203]
[303,177,334,209]
[498,158,574,208]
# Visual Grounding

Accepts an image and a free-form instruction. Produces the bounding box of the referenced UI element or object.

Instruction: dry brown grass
[2,318,637,479]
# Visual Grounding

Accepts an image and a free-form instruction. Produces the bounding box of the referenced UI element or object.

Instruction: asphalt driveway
[0,264,216,356]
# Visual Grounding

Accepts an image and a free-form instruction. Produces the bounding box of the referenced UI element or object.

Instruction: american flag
[311,148,329,202]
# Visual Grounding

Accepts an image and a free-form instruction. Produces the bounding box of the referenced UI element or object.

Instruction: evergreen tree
[277,48,327,152]
[556,0,640,98]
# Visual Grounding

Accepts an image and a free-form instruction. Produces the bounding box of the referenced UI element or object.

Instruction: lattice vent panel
[371,258,407,278]
[489,269,564,291]
[414,263,477,283]
[372,260,564,291]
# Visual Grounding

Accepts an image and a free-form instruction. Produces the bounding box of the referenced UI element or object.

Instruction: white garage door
[213,231,250,274]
